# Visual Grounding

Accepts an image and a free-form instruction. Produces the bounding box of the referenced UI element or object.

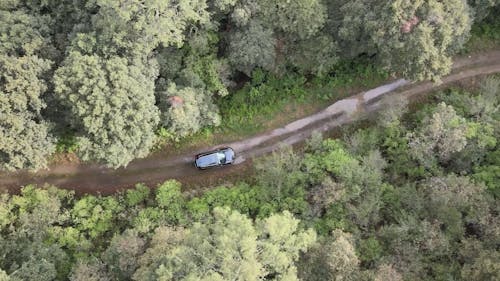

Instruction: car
[194,147,235,169]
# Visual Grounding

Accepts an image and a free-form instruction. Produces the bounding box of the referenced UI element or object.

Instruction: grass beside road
[462,9,500,54]
[157,58,390,155]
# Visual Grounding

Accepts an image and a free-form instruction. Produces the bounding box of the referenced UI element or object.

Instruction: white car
[194,147,235,169]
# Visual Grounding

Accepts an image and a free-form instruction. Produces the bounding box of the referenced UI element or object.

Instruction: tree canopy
[0,0,499,169]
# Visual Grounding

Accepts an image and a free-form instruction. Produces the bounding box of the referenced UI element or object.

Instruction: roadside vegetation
[1,1,500,170]
[1,77,498,280]
[463,5,500,53]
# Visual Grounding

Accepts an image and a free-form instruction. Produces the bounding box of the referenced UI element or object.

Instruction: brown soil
[1,50,500,195]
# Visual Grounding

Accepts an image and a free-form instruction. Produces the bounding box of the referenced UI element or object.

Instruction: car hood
[224,149,235,163]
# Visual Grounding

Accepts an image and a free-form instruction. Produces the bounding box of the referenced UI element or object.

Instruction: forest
[0,77,499,280]
[1,0,499,170]
[1,1,500,280]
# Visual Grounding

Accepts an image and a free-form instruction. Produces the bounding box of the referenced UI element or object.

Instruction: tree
[374,264,403,281]
[54,52,160,168]
[336,0,472,81]
[259,0,327,39]
[408,102,469,168]
[154,180,187,224]
[0,9,56,58]
[0,8,57,171]
[460,239,500,280]
[286,34,338,76]
[0,270,10,281]
[298,230,360,281]
[102,229,146,280]
[156,82,220,139]
[467,0,500,21]
[420,174,490,236]
[134,207,316,281]
[227,20,276,75]
[69,259,110,281]
[0,55,55,171]
[132,226,186,281]
[254,145,308,215]
[257,211,317,280]
[309,177,345,216]
[78,0,211,57]
[70,194,124,239]
[0,186,72,280]
[376,95,409,128]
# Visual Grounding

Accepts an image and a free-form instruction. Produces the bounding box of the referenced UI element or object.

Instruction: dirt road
[2,50,500,195]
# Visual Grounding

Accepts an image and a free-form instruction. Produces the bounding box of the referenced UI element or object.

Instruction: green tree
[460,239,500,280]
[157,82,220,139]
[0,186,73,280]
[468,0,500,21]
[259,0,327,39]
[70,194,124,239]
[227,20,276,75]
[54,52,160,168]
[336,0,472,81]
[78,0,210,57]
[286,34,338,76]
[102,229,146,280]
[257,211,317,280]
[255,146,308,216]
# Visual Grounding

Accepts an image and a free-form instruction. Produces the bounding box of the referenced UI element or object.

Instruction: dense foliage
[1,78,499,280]
[1,0,499,169]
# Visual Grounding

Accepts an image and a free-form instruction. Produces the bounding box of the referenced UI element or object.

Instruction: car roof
[195,147,235,168]
[196,153,221,167]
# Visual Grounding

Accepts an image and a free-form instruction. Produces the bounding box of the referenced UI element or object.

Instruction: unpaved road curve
[1,50,500,195]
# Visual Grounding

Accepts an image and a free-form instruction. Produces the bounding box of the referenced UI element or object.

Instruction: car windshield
[217,152,226,164]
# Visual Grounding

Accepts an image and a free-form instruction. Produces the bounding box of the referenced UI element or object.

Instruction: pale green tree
[133,226,186,281]
[0,55,54,171]
[298,230,360,281]
[257,211,317,280]
[460,239,500,280]
[133,208,262,281]
[374,264,403,281]
[0,270,9,281]
[134,207,315,281]
[0,9,56,58]
[69,259,110,281]
[376,95,409,128]
[54,52,160,168]
[212,0,238,13]
[408,102,469,167]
